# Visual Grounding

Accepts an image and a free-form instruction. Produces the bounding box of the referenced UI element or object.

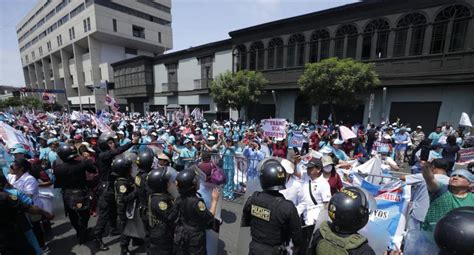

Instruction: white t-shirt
[7,172,43,209]
[296,174,332,225]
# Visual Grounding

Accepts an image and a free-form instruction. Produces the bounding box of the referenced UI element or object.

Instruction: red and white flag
[42,92,56,103]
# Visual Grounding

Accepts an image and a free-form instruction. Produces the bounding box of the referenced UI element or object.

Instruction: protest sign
[339,125,357,141]
[458,147,474,164]
[261,119,286,139]
[459,112,473,127]
[0,122,31,149]
[289,131,304,148]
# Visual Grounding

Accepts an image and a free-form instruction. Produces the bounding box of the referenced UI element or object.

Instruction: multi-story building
[16,0,172,110]
[230,0,474,129]
[112,0,474,130]
[111,39,233,117]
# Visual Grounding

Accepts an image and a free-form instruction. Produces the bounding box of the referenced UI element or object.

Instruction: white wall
[100,43,124,64]
[213,49,232,78]
[177,57,200,91]
[154,64,168,93]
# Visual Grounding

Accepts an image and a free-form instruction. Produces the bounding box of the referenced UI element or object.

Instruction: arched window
[362,19,390,59]
[235,45,247,71]
[334,24,358,59]
[249,41,264,70]
[309,29,330,62]
[267,38,284,69]
[287,34,305,67]
[393,13,427,57]
[431,5,471,53]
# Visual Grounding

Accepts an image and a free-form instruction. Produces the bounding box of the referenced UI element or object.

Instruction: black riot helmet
[57,144,78,162]
[111,157,132,177]
[259,159,287,191]
[328,186,369,234]
[176,167,199,194]
[147,167,172,193]
[98,131,118,151]
[434,206,474,255]
[136,150,154,171]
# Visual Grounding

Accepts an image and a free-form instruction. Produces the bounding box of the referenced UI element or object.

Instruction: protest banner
[459,112,473,127]
[261,118,286,139]
[289,131,304,148]
[339,125,357,141]
[0,122,32,150]
[458,147,474,164]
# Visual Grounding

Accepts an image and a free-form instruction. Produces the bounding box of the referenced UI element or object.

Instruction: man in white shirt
[295,157,332,253]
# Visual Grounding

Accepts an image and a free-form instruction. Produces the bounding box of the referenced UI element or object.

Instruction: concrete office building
[111,39,234,118]
[17,0,172,110]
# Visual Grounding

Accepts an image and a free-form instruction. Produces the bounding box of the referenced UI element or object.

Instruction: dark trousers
[94,187,117,238]
[118,215,132,249]
[298,225,315,255]
[66,206,90,242]
[31,220,45,248]
[249,240,288,255]
[174,225,206,255]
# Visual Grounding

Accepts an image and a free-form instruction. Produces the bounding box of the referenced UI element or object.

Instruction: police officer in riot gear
[147,167,178,254]
[242,158,302,255]
[55,144,97,244]
[174,167,221,255]
[94,131,138,250]
[307,186,375,255]
[112,157,137,255]
[434,206,474,255]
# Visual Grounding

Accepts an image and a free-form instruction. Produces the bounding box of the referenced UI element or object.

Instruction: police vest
[250,191,289,246]
[148,193,173,228]
[316,221,367,255]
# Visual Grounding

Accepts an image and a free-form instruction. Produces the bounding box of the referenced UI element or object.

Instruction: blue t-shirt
[428,132,443,145]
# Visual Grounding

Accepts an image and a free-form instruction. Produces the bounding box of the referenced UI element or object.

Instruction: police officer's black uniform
[241,159,302,255]
[307,187,375,255]
[174,168,220,255]
[112,157,137,255]
[147,167,178,255]
[55,144,96,244]
[94,131,134,250]
[135,149,154,243]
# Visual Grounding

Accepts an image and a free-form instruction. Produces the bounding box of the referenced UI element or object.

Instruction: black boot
[121,247,130,255]
[109,227,121,236]
[95,238,109,251]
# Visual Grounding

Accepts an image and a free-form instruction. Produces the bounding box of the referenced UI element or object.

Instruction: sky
[0,0,358,87]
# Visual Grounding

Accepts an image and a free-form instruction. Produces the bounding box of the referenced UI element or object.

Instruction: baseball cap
[183,138,192,144]
[12,147,28,155]
[208,135,216,141]
[416,125,422,129]
[450,169,474,183]
[319,146,333,154]
[305,157,323,169]
[333,139,344,145]
[321,156,334,167]
[157,153,170,162]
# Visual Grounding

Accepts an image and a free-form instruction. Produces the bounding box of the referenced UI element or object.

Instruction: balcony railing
[194,78,213,89]
[162,82,178,92]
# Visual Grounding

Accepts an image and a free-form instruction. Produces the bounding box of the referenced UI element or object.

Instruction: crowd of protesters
[0,108,473,254]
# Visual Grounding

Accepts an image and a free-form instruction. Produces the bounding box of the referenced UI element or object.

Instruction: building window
[70,3,85,18]
[287,34,305,67]
[84,17,91,32]
[362,19,390,59]
[25,55,29,63]
[309,29,330,62]
[431,5,470,54]
[158,32,162,43]
[57,34,62,46]
[267,37,284,69]
[47,41,52,52]
[132,25,145,38]
[57,14,69,27]
[113,19,117,32]
[125,47,138,55]
[334,24,358,59]
[69,27,75,40]
[39,46,43,56]
[235,45,247,71]
[32,51,35,60]
[249,41,264,71]
[393,13,427,57]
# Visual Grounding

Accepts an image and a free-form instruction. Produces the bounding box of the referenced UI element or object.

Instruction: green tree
[210,70,267,118]
[22,97,44,110]
[298,57,380,123]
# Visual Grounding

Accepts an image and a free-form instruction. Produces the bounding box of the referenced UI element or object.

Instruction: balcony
[162,82,178,92]
[194,78,213,90]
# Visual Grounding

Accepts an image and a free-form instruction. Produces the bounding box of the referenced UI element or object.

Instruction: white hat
[333,138,344,145]
[383,134,392,140]
[207,135,216,141]
[275,137,284,142]
[117,130,125,135]
[416,125,422,129]
[319,146,333,154]
[150,132,158,137]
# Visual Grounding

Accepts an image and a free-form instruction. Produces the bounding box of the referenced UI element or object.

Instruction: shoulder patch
[119,185,127,193]
[9,195,17,201]
[197,201,206,211]
[135,176,141,186]
[158,201,168,210]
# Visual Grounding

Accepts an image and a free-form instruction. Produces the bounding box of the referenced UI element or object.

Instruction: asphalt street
[46,196,245,255]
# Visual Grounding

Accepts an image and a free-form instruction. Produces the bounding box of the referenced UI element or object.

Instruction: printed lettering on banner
[261,119,286,139]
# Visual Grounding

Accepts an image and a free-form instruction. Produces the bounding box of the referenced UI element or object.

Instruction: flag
[91,115,112,132]
[42,92,56,103]
[105,94,119,112]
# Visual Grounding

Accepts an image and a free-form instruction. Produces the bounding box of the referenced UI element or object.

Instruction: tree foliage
[210,70,267,112]
[0,96,62,111]
[298,57,380,121]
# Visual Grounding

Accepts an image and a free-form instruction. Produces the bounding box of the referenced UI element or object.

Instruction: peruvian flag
[42,92,56,103]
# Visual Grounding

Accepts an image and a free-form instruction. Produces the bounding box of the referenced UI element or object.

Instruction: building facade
[112,39,233,118]
[17,0,172,110]
[230,0,474,129]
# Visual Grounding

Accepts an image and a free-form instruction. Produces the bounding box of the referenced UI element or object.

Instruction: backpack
[209,162,226,185]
